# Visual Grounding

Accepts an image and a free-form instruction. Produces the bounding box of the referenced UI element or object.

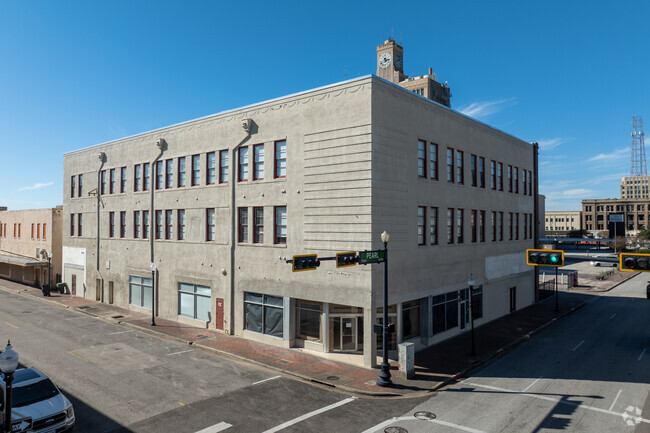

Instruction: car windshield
[12,378,59,407]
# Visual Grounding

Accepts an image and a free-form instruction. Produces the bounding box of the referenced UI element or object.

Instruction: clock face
[394,54,402,69]
[379,53,392,68]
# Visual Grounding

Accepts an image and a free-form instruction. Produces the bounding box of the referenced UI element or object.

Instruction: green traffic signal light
[526,249,564,267]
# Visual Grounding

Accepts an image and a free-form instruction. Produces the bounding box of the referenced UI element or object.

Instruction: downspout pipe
[150,139,166,318]
[96,152,106,300]
[533,142,540,300]
[228,119,253,335]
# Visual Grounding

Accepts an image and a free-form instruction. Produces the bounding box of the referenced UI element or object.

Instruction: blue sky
[1,1,648,211]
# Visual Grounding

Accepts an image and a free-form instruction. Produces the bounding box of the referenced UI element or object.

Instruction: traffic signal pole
[555,266,559,312]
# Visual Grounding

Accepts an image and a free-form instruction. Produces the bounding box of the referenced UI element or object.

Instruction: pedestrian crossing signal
[619,253,650,272]
[526,249,564,267]
[292,254,320,272]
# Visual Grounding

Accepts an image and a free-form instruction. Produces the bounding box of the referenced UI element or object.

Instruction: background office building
[544,211,582,237]
[582,198,650,236]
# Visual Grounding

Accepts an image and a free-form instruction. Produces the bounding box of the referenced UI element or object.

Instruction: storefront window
[178,283,211,321]
[295,300,322,342]
[129,275,152,309]
[245,292,283,338]
[402,300,421,341]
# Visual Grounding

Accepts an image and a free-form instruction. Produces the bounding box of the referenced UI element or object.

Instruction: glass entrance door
[341,317,356,351]
[329,316,362,352]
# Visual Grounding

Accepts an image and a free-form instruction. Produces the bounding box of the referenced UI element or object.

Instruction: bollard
[398,342,415,379]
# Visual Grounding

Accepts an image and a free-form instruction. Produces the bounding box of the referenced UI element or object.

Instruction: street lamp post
[468,274,477,357]
[0,340,19,433]
[150,262,156,326]
[376,231,392,387]
[47,252,53,289]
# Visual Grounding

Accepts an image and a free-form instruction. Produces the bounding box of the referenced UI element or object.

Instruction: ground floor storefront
[0,255,48,288]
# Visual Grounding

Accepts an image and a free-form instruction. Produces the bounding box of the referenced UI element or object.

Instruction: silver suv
[1,368,74,432]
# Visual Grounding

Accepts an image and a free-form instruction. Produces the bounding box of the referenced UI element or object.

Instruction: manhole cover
[326,376,339,381]
[196,334,209,339]
[384,427,408,433]
[276,359,291,365]
[414,411,436,420]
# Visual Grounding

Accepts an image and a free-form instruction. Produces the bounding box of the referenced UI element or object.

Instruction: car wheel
[594,263,600,267]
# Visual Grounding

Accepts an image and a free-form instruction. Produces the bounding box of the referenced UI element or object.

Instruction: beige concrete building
[620,175,650,199]
[582,198,650,235]
[63,66,537,367]
[0,207,63,287]
[545,211,582,237]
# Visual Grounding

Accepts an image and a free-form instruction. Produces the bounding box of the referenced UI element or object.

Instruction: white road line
[167,349,194,356]
[609,389,622,411]
[194,421,232,433]
[467,382,650,424]
[361,416,487,433]
[522,376,543,392]
[572,340,585,351]
[262,397,356,433]
[639,348,646,361]
[252,375,281,385]
[107,330,134,335]
[609,313,617,319]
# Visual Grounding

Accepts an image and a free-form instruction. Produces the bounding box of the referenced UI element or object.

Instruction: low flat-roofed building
[545,211,582,237]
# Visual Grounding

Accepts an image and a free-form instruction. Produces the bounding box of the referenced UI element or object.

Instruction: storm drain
[414,411,436,420]
[326,376,339,381]
[384,427,408,433]
[276,359,291,365]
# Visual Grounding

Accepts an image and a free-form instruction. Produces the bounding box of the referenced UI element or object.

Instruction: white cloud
[458,98,517,119]
[537,137,570,151]
[587,147,630,162]
[561,188,596,198]
[17,182,53,191]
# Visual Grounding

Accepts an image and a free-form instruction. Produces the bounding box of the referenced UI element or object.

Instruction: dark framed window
[524,212,528,240]
[165,210,173,240]
[508,165,513,192]
[253,207,264,243]
[274,206,287,244]
[191,154,200,186]
[432,292,459,335]
[155,210,162,240]
[143,210,149,239]
[528,170,532,196]
[253,144,264,180]
[178,157,186,187]
[402,300,421,341]
[429,143,438,180]
[430,207,438,245]
[295,300,322,342]
[446,148,454,182]
[470,154,477,187]
[109,212,115,238]
[509,212,514,240]
[120,211,126,238]
[498,162,503,191]
[471,286,483,320]
[499,212,504,241]
[178,283,211,321]
[490,161,496,190]
[165,159,173,188]
[514,167,519,194]
[134,164,141,191]
[71,176,75,198]
[417,206,425,245]
[206,208,216,241]
[515,212,519,240]
[143,163,150,191]
[491,211,497,241]
[479,210,485,242]
[447,208,454,244]
[219,150,229,183]
[101,170,106,195]
[471,210,477,243]
[523,169,527,195]
[417,140,426,178]
[121,166,127,193]
[177,209,185,240]
[479,157,485,188]
[456,150,464,184]
[529,214,533,239]
[70,214,75,236]
[206,152,216,185]
[155,161,163,190]
[238,207,248,243]
[134,211,141,238]
[109,168,116,194]
[244,292,284,337]
[457,208,464,243]
[238,147,249,182]
[275,140,286,178]
[78,174,83,197]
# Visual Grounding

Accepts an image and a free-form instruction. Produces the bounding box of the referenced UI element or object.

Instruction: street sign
[359,249,385,264]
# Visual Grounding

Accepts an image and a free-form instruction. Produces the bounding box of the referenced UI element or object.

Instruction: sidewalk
[0,277,626,398]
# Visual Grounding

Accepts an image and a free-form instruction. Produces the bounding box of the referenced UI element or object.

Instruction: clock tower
[376,39,405,84]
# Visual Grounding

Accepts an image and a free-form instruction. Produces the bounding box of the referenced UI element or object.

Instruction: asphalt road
[364,273,650,433]
[0,289,423,433]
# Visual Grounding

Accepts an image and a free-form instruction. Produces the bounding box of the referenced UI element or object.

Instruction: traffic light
[619,253,650,272]
[336,251,358,268]
[526,249,564,267]
[292,254,320,272]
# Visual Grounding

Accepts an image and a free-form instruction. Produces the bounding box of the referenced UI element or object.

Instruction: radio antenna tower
[631,115,646,176]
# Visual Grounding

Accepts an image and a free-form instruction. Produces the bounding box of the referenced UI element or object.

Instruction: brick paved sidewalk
[0,276,629,397]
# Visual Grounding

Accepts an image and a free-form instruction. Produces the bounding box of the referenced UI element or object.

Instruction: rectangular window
[498,162,503,191]
[471,286,483,320]
[165,159,173,188]
[456,150,464,184]
[447,208,454,244]
[253,207,264,243]
[155,210,162,240]
[37,223,40,240]
[508,165,513,192]
[178,157,186,187]
[109,212,115,238]
[78,174,83,197]
[295,300,322,342]
[101,170,106,195]
[514,167,519,194]
[109,168,116,194]
[275,140,287,178]
[120,211,126,238]
[238,147,249,181]
[429,143,438,180]
[206,152,216,185]
[529,214,533,239]
[43,223,47,240]
[528,170,533,196]
[457,208,464,243]
[446,148,454,182]
[524,212,528,240]
[491,211,497,241]
[129,275,153,309]
[479,210,485,242]
[417,140,426,178]
[515,213,519,240]
[165,210,173,240]
[134,211,141,238]
[191,155,200,186]
[178,283,211,321]
[471,210,477,243]
[31,223,34,239]
[155,161,163,190]
[509,212,514,240]
[70,214,75,236]
[71,176,75,198]
[253,144,264,180]
[430,207,438,245]
[219,150,229,183]
[244,292,284,337]
[470,155,477,187]
[499,211,504,241]
[417,206,426,245]
[177,209,185,240]
[238,207,248,243]
[206,209,216,241]
[121,166,127,193]
[143,210,149,239]
[134,164,142,191]
[143,163,150,191]
[523,170,527,195]
[275,206,287,244]
[432,292,459,335]
[402,300,421,341]
[479,157,485,188]
[490,161,496,190]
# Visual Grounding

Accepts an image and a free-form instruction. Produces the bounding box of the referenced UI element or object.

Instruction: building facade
[63,74,537,368]
[0,207,63,287]
[620,175,650,199]
[582,198,650,235]
[544,211,582,237]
